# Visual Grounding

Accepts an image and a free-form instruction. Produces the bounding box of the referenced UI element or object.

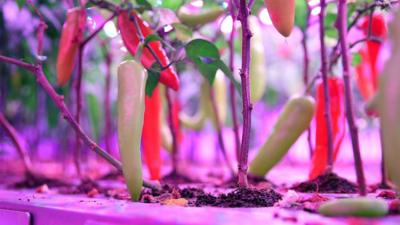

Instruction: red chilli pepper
[360,14,387,91]
[56,7,86,86]
[309,77,345,180]
[355,47,375,101]
[118,11,180,91]
[142,86,162,180]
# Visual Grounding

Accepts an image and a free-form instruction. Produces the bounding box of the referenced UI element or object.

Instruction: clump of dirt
[195,188,282,208]
[11,172,68,189]
[291,172,358,194]
[161,172,196,185]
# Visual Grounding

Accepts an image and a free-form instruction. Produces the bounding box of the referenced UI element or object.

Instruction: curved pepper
[179,72,227,130]
[118,11,179,91]
[177,5,225,27]
[56,7,86,86]
[319,198,388,217]
[264,0,295,37]
[379,10,400,191]
[142,86,162,180]
[117,60,146,201]
[249,95,315,177]
[360,14,387,91]
[249,16,267,103]
[309,77,345,180]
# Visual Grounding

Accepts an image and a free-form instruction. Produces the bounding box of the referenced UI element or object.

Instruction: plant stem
[165,88,179,174]
[74,46,84,178]
[237,0,252,188]
[302,0,313,159]
[379,128,388,187]
[337,0,366,196]
[102,44,113,154]
[318,0,335,171]
[228,0,241,162]
[0,112,33,174]
[210,88,236,177]
[72,12,117,176]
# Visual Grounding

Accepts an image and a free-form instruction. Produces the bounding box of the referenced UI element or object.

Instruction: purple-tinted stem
[210,88,235,176]
[318,0,334,171]
[73,12,117,176]
[379,128,388,187]
[73,47,84,177]
[103,44,113,154]
[165,88,179,174]
[0,112,33,173]
[302,0,313,159]
[228,0,241,162]
[337,0,366,196]
[237,0,252,188]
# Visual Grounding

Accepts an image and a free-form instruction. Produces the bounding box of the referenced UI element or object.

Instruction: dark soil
[11,172,69,189]
[195,188,282,208]
[291,172,358,194]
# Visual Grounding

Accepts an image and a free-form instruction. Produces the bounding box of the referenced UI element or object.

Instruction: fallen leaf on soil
[161,198,188,206]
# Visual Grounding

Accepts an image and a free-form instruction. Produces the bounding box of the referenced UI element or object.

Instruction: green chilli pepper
[117,60,147,201]
[179,72,227,130]
[319,198,388,217]
[249,16,267,103]
[249,95,315,177]
[379,9,400,191]
[178,5,225,27]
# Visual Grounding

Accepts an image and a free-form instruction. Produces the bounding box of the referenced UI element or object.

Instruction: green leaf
[352,52,362,66]
[146,63,161,96]
[161,0,183,10]
[295,0,308,31]
[87,93,101,141]
[185,39,241,95]
[16,0,25,8]
[185,39,220,84]
[136,0,153,10]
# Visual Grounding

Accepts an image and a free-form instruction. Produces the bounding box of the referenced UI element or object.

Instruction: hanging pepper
[117,60,146,201]
[118,11,179,91]
[249,95,315,177]
[309,77,345,180]
[142,86,162,180]
[360,14,387,91]
[56,7,86,86]
[178,4,225,27]
[379,10,400,191]
[355,47,375,101]
[179,71,227,130]
[264,0,295,37]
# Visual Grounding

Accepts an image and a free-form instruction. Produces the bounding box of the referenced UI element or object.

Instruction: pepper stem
[237,0,252,188]
[318,0,335,172]
[337,0,367,196]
